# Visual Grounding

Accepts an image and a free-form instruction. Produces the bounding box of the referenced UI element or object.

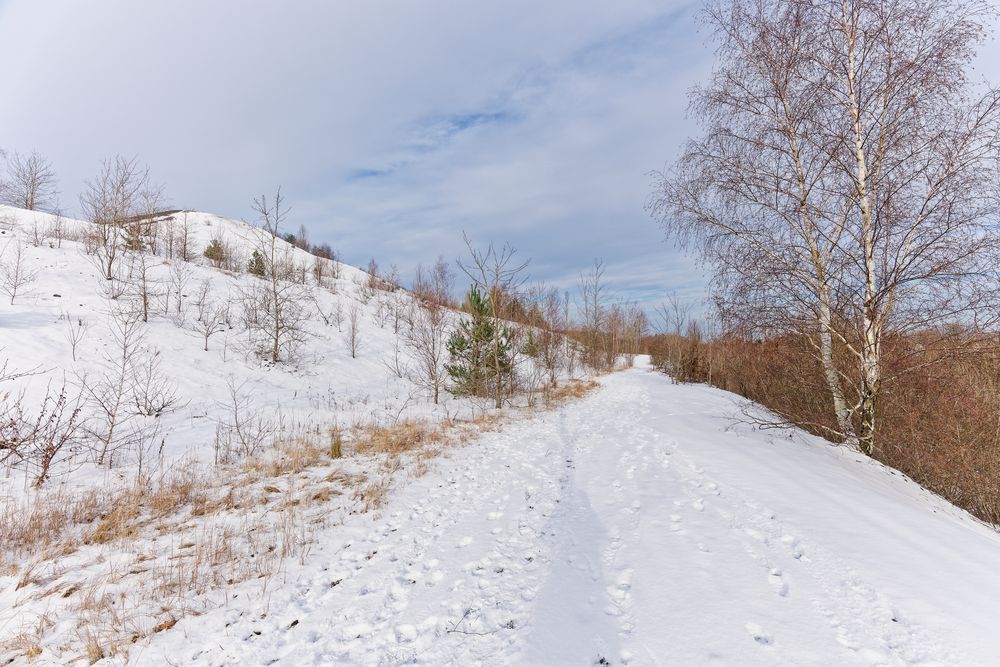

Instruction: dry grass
[545,379,600,404]
[0,376,601,662]
[350,420,446,456]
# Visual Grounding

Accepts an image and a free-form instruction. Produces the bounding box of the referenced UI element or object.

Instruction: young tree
[64,312,89,362]
[650,0,1000,454]
[446,285,514,404]
[203,238,226,267]
[1,150,57,211]
[457,235,529,408]
[1,237,37,304]
[78,304,144,466]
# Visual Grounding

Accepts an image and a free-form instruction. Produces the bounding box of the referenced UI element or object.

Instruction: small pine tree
[446,285,514,401]
[248,249,266,276]
[203,238,225,268]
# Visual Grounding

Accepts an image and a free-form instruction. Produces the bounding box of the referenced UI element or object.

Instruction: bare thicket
[1,150,57,212]
[650,0,1000,454]
[77,304,145,466]
[214,378,276,462]
[241,188,311,364]
[0,380,85,487]
[1,236,37,304]
[131,349,182,418]
[458,234,529,409]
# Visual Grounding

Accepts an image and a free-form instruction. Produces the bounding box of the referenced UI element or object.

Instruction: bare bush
[131,350,182,418]
[77,304,145,466]
[214,378,276,462]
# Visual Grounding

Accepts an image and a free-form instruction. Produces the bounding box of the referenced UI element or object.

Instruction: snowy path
[140,364,1000,666]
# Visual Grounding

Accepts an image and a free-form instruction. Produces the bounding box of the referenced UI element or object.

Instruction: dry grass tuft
[350,420,445,457]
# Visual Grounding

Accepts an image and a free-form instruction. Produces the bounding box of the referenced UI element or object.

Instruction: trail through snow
[139,361,1000,666]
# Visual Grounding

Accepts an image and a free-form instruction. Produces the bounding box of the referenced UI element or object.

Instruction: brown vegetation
[649,330,1000,525]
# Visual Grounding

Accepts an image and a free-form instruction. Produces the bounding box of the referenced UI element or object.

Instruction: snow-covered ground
[3,204,999,666]
[129,360,1000,666]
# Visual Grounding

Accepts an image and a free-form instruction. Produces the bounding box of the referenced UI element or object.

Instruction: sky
[1,1,997,321]
[0,0,712,319]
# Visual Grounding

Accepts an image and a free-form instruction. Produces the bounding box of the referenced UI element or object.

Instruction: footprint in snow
[768,568,789,597]
[745,622,773,646]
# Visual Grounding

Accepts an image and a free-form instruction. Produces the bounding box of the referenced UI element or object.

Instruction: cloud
[0,0,710,313]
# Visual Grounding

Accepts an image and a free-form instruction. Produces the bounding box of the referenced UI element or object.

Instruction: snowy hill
[0,204,469,480]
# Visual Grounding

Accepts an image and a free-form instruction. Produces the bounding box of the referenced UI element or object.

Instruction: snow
[2,204,999,666]
[127,361,1000,666]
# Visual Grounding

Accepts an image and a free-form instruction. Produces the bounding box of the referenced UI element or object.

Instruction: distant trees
[1,150,57,212]
[650,0,1000,454]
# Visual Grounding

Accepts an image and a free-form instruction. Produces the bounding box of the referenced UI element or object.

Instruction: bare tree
[80,156,159,282]
[1,236,37,304]
[242,188,311,364]
[578,259,608,370]
[346,302,362,358]
[176,212,194,262]
[404,301,450,403]
[1,150,57,211]
[650,0,1000,454]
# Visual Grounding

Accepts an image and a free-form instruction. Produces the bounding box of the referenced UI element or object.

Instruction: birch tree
[651,0,1000,454]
